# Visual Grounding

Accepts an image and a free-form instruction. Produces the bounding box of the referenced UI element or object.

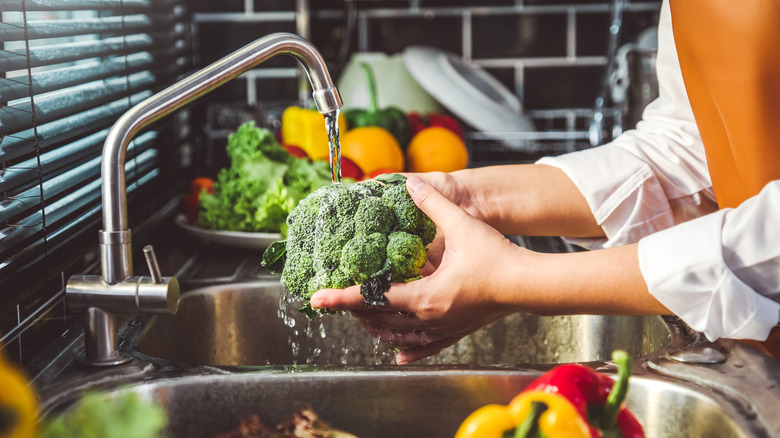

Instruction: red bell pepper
[511,350,645,438]
[407,111,464,140]
[184,177,215,225]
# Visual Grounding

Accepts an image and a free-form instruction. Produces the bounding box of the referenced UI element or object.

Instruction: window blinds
[0,0,191,310]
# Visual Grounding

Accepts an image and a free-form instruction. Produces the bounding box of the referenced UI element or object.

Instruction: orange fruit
[406,126,469,173]
[340,126,404,175]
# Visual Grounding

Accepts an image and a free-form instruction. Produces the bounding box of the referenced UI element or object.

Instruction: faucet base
[74,351,132,368]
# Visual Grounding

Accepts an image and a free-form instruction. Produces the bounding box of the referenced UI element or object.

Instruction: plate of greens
[179,121,334,250]
[175,214,280,250]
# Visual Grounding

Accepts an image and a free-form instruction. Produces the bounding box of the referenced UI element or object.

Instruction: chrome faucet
[66,33,343,367]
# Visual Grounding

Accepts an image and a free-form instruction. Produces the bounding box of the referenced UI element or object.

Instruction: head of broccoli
[261,174,436,317]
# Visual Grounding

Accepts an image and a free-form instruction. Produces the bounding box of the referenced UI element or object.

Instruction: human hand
[402,171,491,224]
[310,175,529,364]
[401,171,488,275]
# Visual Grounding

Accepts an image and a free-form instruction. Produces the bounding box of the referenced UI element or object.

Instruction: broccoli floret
[340,233,388,283]
[386,231,426,282]
[281,250,314,301]
[261,174,436,316]
[381,182,437,246]
[354,197,394,235]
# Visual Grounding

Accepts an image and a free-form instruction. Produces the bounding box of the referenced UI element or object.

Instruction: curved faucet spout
[100,32,342,283]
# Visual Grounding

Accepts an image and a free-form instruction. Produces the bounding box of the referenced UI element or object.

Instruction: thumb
[406,175,475,231]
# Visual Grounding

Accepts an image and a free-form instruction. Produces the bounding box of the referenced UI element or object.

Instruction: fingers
[421,235,445,275]
[406,176,474,232]
[311,280,424,315]
[309,285,364,310]
[395,337,462,364]
[349,309,421,330]
[356,319,435,348]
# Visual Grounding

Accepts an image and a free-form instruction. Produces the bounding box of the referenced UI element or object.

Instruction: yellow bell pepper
[0,346,38,438]
[455,390,590,438]
[454,404,517,438]
[281,106,347,161]
[509,390,591,437]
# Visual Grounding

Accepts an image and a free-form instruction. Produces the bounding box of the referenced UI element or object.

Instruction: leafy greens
[198,122,333,236]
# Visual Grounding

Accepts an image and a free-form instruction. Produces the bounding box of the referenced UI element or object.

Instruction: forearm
[447,164,603,237]
[500,243,671,316]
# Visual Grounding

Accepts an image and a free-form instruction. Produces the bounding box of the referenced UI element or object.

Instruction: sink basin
[43,370,756,438]
[41,282,780,438]
[132,281,675,366]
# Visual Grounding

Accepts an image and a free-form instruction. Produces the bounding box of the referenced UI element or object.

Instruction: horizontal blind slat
[0,15,157,43]
[0,129,158,193]
[0,52,153,104]
[1,43,190,104]
[0,156,101,223]
[0,0,162,12]
[0,32,178,71]
[0,90,152,163]
[0,151,158,253]
[2,71,156,133]
[0,167,159,280]
[0,143,157,223]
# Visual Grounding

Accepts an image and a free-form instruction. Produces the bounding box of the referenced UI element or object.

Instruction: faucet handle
[143,245,163,284]
[137,246,179,313]
[67,245,180,315]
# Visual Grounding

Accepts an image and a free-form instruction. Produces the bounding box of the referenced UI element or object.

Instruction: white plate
[402,46,535,135]
[175,214,281,251]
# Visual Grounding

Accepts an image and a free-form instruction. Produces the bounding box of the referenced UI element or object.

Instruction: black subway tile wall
[525,66,605,109]
[198,22,298,66]
[366,16,464,56]
[472,14,568,59]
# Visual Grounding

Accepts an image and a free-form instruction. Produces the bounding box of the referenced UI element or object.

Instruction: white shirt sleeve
[536,0,780,340]
[538,0,717,250]
[638,183,780,341]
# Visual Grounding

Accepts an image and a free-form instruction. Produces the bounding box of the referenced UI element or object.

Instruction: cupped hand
[310,175,531,364]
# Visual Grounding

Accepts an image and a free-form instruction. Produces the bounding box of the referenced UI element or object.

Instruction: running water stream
[324,109,342,184]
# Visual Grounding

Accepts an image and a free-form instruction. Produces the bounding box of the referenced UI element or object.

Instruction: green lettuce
[198,122,333,235]
[40,392,167,438]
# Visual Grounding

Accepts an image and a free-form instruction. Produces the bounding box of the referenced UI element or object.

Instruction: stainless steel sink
[132,281,676,366]
[36,278,780,437]
[41,369,759,438]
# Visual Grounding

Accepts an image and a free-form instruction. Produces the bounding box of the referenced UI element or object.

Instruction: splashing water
[324,109,342,184]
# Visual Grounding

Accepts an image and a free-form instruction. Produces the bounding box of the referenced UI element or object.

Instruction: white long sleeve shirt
[537,0,780,341]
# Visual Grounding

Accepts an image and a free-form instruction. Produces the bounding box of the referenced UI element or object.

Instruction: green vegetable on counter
[40,392,168,438]
[342,63,410,148]
[262,174,436,317]
[198,122,333,236]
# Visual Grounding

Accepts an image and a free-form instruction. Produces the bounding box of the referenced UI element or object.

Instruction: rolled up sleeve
[638,182,780,341]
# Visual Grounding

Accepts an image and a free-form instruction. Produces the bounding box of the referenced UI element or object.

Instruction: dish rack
[467,107,623,164]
